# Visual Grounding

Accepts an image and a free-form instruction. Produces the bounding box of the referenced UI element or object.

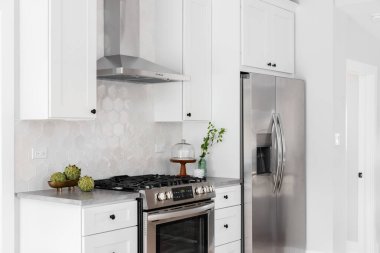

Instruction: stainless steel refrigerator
[241,73,306,253]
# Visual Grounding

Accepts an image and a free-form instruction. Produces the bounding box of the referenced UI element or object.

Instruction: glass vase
[198,158,207,178]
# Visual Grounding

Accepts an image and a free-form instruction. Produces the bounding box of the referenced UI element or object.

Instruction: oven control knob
[157,192,166,201]
[195,187,204,195]
[166,191,173,199]
[203,186,209,193]
[210,186,215,192]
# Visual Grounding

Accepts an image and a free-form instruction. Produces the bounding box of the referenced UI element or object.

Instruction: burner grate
[94,174,205,192]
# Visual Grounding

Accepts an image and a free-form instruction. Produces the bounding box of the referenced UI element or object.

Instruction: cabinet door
[270,6,294,73]
[241,0,271,70]
[183,0,212,121]
[215,206,241,246]
[215,185,241,209]
[152,0,183,122]
[49,0,97,119]
[82,227,137,253]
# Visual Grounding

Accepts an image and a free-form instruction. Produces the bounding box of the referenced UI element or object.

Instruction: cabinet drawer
[215,185,241,209]
[82,201,137,236]
[215,240,241,253]
[215,206,241,246]
[82,227,137,253]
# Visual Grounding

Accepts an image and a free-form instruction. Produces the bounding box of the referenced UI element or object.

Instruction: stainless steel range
[95,175,216,253]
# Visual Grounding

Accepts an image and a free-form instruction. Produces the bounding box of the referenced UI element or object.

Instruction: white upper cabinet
[242,0,295,74]
[153,0,212,122]
[183,0,212,121]
[20,0,97,120]
[241,0,271,71]
[153,0,184,122]
[271,6,295,73]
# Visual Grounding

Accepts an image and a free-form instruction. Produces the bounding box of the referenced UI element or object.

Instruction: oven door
[144,200,214,253]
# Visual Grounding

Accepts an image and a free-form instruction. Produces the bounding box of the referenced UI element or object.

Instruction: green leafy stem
[200,122,226,159]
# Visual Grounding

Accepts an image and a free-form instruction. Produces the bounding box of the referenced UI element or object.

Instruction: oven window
[156,214,208,253]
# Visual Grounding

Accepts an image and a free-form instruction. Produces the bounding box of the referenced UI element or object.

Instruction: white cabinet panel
[271,6,294,73]
[183,0,212,121]
[215,185,241,209]
[153,0,183,122]
[20,0,97,120]
[82,201,137,236]
[215,240,241,253]
[241,0,271,70]
[152,0,212,122]
[83,227,137,253]
[49,0,97,118]
[215,205,241,246]
[241,0,295,74]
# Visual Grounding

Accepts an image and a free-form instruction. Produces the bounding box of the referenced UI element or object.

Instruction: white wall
[295,1,335,252]
[333,9,380,252]
[0,0,15,252]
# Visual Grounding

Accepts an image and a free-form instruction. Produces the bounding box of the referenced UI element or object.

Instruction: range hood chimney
[97,0,189,83]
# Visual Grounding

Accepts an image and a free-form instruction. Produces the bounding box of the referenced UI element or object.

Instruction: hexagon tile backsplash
[15,80,182,192]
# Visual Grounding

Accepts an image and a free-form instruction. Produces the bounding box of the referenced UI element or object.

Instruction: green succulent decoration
[200,122,226,159]
[50,172,67,182]
[64,164,81,180]
[78,176,95,192]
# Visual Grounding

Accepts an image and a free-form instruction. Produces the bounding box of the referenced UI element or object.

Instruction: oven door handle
[148,202,215,222]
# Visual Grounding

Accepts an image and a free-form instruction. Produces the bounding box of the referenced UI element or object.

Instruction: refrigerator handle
[277,113,286,192]
[271,113,282,193]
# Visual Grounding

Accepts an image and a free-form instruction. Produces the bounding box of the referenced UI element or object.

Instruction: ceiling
[335,0,380,40]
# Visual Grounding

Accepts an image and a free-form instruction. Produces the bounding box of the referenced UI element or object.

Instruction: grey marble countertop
[206,177,241,188]
[17,188,140,206]
[17,177,241,206]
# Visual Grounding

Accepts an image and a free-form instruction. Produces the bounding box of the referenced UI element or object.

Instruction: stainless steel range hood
[97,0,189,83]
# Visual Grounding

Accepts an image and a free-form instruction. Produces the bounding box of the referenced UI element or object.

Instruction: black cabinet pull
[223,195,229,199]
[110,214,116,220]
[267,62,272,66]
[272,63,277,68]
[358,172,363,178]
[186,113,192,117]
[91,109,96,114]
[224,224,229,229]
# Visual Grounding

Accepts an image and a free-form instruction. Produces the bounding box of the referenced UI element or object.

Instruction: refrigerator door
[242,73,277,253]
[275,77,306,252]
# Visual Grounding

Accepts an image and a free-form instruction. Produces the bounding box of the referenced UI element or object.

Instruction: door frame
[345,59,377,253]
[0,0,15,252]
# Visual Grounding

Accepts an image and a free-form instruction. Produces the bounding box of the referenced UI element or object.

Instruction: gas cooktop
[95,174,215,210]
[94,174,206,192]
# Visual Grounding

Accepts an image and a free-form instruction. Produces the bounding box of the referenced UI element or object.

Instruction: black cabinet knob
[91,109,96,114]
[110,214,116,220]
[358,172,363,178]
[186,113,192,117]
[224,224,229,229]
[272,63,277,67]
[267,62,272,66]
[223,195,229,199]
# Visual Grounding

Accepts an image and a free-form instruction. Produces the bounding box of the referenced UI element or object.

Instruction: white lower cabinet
[215,206,241,247]
[19,198,138,253]
[215,185,241,209]
[82,201,137,236]
[83,227,137,253]
[214,184,242,251]
[215,240,241,253]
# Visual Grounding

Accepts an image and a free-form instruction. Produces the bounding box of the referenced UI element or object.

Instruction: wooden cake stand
[170,158,197,177]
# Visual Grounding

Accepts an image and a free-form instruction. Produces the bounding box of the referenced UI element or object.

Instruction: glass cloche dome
[170,139,195,161]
